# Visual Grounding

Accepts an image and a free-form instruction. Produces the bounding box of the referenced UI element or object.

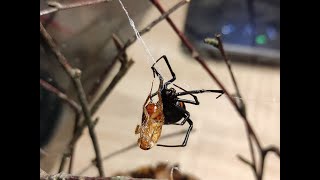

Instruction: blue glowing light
[243,24,253,36]
[266,27,278,40]
[221,24,235,35]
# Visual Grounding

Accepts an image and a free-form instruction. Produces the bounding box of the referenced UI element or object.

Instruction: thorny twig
[40,22,105,177]
[150,1,280,180]
[40,0,112,16]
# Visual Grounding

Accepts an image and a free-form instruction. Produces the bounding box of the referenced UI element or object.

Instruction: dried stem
[88,0,188,101]
[113,0,190,65]
[205,35,280,180]
[40,78,81,113]
[58,114,82,174]
[90,34,134,115]
[90,60,134,115]
[66,146,74,174]
[205,35,256,169]
[133,0,190,41]
[41,168,154,180]
[89,0,189,114]
[77,129,195,176]
[58,152,69,173]
[70,34,135,176]
[215,35,242,101]
[40,0,112,16]
[237,155,254,168]
[40,22,105,176]
[41,0,189,177]
[89,0,188,106]
[150,1,279,180]
[67,34,135,165]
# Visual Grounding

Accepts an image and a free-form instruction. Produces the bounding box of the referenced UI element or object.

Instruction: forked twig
[41,0,189,178]
[150,1,279,179]
[41,168,154,180]
[90,34,134,116]
[77,129,196,176]
[205,35,280,180]
[40,0,112,16]
[40,22,105,177]
[40,78,81,113]
[41,0,279,179]
[55,33,135,177]
[91,0,189,114]
[112,0,190,66]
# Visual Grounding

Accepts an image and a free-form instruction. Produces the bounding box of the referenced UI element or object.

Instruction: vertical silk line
[118,0,156,64]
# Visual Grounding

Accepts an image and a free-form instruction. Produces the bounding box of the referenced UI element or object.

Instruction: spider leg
[173,84,199,105]
[173,83,224,99]
[151,55,176,88]
[157,105,193,147]
[157,119,193,147]
[176,98,199,105]
[176,89,224,99]
[150,92,157,98]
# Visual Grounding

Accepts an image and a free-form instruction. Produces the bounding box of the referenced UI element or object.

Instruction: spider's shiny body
[136,55,224,149]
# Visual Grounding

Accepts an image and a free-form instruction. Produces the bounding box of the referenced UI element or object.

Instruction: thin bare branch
[40,0,112,16]
[215,35,242,99]
[205,35,281,180]
[40,148,49,157]
[149,1,279,180]
[74,71,105,176]
[237,155,254,168]
[88,0,189,102]
[205,35,260,172]
[114,0,190,64]
[258,146,280,179]
[263,146,280,157]
[77,129,196,176]
[41,168,154,180]
[40,78,81,113]
[205,35,256,169]
[58,152,70,173]
[149,0,264,148]
[40,22,105,176]
[90,34,134,115]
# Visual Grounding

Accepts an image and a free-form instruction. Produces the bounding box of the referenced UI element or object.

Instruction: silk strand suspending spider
[136,55,224,150]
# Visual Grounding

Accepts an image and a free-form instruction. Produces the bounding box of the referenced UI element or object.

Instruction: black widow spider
[150,55,224,147]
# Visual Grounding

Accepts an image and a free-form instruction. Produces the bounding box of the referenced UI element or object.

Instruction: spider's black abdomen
[163,101,186,124]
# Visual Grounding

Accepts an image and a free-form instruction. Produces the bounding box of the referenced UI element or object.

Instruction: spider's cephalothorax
[147,55,224,148]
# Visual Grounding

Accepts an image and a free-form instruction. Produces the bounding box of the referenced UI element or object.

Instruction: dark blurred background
[184,0,280,65]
